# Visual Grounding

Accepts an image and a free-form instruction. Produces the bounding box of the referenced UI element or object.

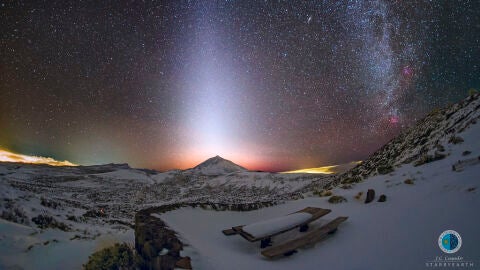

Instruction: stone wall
[134,201,278,269]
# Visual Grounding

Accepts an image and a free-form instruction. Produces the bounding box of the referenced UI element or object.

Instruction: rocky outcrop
[378,194,387,202]
[135,207,184,270]
[364,189,375,204]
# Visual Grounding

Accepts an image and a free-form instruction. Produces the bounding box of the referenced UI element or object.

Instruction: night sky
[1,1,478,171]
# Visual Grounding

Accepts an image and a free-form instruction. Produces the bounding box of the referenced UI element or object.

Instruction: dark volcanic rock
[378,194,387,202]
[365,189,375,204]
[135,208,182,270]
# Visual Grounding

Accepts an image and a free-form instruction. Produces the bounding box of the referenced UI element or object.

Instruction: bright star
[307,15,312,24]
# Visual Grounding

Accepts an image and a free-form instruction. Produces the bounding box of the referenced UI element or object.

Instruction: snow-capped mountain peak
[189,155,247,175]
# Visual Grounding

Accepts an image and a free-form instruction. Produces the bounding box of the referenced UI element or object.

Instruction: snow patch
[242,212,311,239]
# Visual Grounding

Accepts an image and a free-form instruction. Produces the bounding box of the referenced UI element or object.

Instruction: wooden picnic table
[223,207,331,248]
[261,216,348,258]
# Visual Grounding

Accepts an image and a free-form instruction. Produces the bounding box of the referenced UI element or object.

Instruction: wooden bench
[222,207,331,248]
[261,216,348,258]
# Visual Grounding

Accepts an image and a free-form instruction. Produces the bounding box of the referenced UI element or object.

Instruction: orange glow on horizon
[168,154,259,171]
[159,145,266,171]
[281,165,337,174]
[281,161,362,174]
[0,149,77,166]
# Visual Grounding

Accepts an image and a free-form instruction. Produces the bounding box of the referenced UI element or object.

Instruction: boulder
[364,189,375,204]
[378,194,387,202]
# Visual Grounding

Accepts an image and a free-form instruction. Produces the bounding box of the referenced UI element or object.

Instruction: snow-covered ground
[0,158,325,269]
[160,160,480,270]
[0,219,133,270]
[157,107,480,269]
[242,212,312,239]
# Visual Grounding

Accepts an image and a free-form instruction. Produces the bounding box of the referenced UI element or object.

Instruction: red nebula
[402,66,413,77]
[389,115,400,124]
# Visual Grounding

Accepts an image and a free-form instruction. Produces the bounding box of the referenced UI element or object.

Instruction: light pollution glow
[0,146,359,174]
[0,149,77,166]
[282,161,362,175]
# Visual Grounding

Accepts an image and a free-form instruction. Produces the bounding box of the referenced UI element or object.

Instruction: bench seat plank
[261,216,348,259]
[222,228,237,235]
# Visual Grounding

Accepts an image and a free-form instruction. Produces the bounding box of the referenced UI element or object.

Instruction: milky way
[0,1,478,171]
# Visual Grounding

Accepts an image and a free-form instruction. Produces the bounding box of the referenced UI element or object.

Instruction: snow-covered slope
[188,155,247,175]
[160,157,480,270]
[339,93,480,183]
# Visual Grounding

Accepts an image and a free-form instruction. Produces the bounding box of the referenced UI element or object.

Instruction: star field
[0,1,479,171]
